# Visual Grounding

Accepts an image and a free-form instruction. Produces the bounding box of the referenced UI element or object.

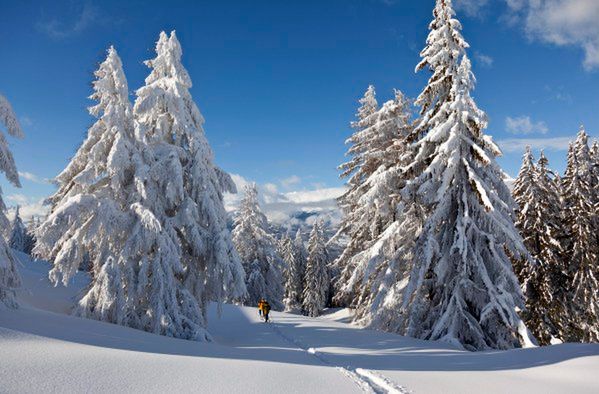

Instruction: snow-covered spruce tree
[8,206,28,253]
[281,232,304,311]
[334,90,415,316]
[302,221,330,317]
[592,140,599,260]
[532,152,570,342]
[34,46,153,330]
[21,217,36,255]
[512,149,566,345]
[0,93,24,308]
[334,89,413,307]
[591,140,599,182]
[294,228,307,271]
[511,147,537,281]
[401,0,532,350]
[561,130,599,343]
[333,86,378,305]
[232,184,284,309]
[134,31,246,329]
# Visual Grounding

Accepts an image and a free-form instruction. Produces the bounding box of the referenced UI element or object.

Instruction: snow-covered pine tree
[591,140,599,182]
[34,46,153,330]
[401,0,532,350]
[8,206,28,253]
[561,129,599,343]
[22,216,37,255]
[281,232,304,311]
[133,31,246,325]
[512,149,566,345]
[333,86,378,306]
[302,220,330,317]
[294,228,307,271]
[533,152,570,342]
[334,90,415,318]
[338,85,379,191]
[591,139,599,264]
[0,93,24,309]
[512,147,537,281]
[232,184,284,310]
[334,90,413,307]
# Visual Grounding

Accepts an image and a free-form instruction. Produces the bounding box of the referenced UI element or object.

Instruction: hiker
[258,298,265,318]
[262,300,271,323]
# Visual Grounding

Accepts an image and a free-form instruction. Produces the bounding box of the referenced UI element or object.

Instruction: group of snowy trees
[31,32,246,340]
[333,0,535,351]
[2,0,595,351]
[231,183,331,317]
[513,129,599,345]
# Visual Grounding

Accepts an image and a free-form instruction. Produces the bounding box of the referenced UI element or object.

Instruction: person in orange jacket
[258,298,265,318]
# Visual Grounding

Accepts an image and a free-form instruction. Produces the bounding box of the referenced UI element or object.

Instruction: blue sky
[1,0,598,217]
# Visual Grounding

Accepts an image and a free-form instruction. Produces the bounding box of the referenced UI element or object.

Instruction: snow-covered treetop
[135,31,204,147]
[89,46,131,120]
[354,85,378,126]
[144,31,192,89]
[513,147,536,203]
[0,94,24,140]
[50,46,135,207]
[573,126,593,175]
[0,93,24,188]
[414,0,468,133]
[134,30,236,197]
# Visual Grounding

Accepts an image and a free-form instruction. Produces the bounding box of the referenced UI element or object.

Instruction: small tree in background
[9,206,28,253]
[232,184,284,310]
[302,221,330,317]
[281,233,304,311]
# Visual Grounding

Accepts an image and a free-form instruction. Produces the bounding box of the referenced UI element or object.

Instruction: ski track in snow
[269,321,409,394]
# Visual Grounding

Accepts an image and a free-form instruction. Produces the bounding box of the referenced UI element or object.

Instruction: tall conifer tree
[0,93,24,308]
[401,0,531,350]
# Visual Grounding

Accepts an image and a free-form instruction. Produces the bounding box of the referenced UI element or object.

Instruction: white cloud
[475,52,495,67]
[6,195,48,220]
[506,116,549,135]
[263,183,279,195]
[280,175,301,189]
[285,188,345,204]
[18,171,49,184]
[507,0,599,70]
[456,1,599,70]
[37,3,98,39]
[454,0,491,17]
[224,173,344,226]
[497,136,573,153]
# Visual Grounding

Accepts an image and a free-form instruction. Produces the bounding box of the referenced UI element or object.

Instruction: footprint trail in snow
[268,321,410,394]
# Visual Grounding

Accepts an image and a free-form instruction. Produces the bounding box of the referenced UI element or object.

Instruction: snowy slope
[1,252,599,394]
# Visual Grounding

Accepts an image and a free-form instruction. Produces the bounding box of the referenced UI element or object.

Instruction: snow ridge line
[269,322,410,394]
